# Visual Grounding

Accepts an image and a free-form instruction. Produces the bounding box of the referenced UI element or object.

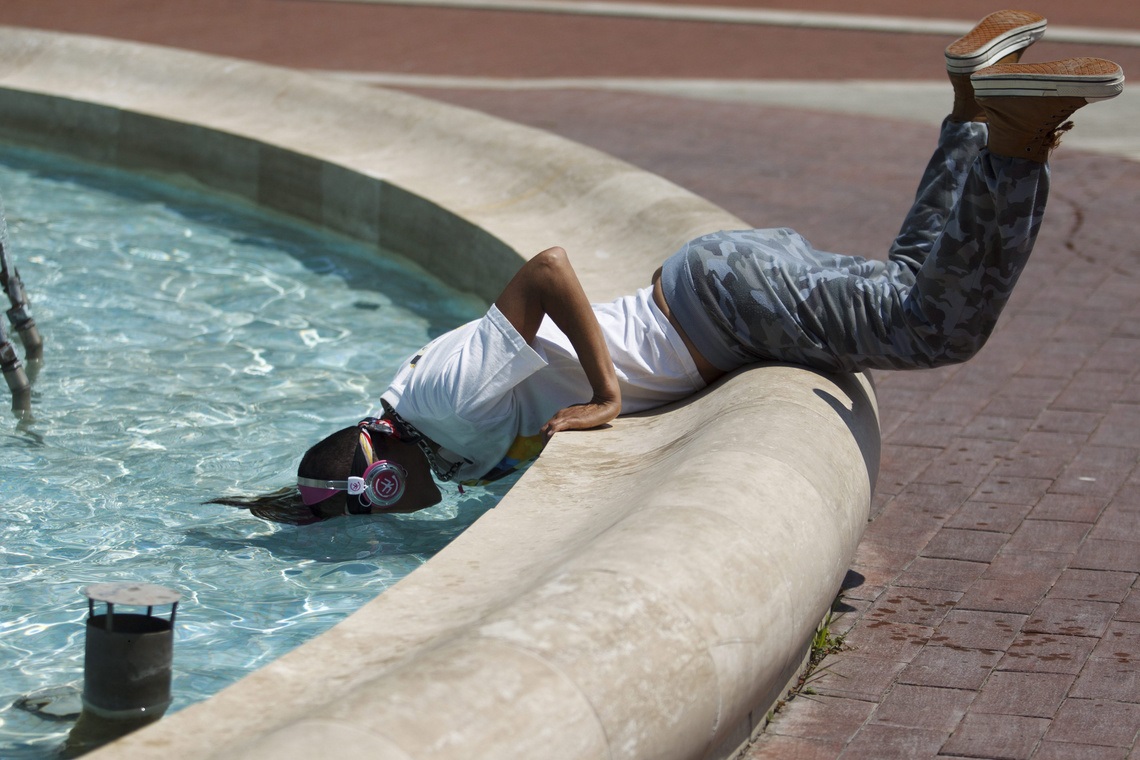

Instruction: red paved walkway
[1,2,1136,758]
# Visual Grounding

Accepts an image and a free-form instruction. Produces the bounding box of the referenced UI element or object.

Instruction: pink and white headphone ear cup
[359,461,406,507]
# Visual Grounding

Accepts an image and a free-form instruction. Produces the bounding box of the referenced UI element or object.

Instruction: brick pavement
[1,1,1137,757]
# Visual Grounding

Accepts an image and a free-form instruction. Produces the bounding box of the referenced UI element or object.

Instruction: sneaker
[973,58,1125,162]
[972,57,1125,101]
[946,10,1047,75]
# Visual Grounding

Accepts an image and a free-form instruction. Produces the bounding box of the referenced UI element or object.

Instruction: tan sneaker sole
[973,58,1125,101]
[946,10,1047,75]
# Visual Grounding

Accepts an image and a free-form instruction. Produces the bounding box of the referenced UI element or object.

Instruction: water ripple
[0,145,500,757]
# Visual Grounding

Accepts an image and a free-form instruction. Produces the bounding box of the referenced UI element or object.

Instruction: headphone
[350,460,407,509]
[297,418,408,513]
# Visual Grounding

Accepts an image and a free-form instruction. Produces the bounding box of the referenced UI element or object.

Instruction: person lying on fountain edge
[213,10,1124,524]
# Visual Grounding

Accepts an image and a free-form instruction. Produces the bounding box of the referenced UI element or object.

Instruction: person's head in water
[210,417,441,525]
[297,418,442,519]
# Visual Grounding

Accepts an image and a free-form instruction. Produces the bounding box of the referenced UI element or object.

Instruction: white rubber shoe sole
[972,58,1126,101]
[945,10,1048,75]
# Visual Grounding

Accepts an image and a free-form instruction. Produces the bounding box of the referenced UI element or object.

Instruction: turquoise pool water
[0,145,503,757]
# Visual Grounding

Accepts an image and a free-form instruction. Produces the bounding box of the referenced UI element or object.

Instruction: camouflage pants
[661,118,1049,373]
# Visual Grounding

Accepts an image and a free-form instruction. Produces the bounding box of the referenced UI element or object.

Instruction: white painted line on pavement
[317,71,1140,161]
[311,0,1140,47]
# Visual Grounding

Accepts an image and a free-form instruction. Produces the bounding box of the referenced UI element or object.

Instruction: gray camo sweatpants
[660,118,1049,373]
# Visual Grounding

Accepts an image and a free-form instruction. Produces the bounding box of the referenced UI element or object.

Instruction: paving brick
[858,535,937,570]
[1024,598,1118,638]
[1049,569,1137,603]
[930,610,1026,652]
[1028,493,1109,524]
[991,448,1071,480]
[1085,337,1140,373]
[970,671,1075,718]
[875,442,941,496]
[1032,410,1104,436]
[961,414,1034,443]
[1089,506,1140,541]
[958,576,1055,615]
[1053,446,1140,498]
[1072,539,1140,573]
[1070,654,1140,703]
[914,439,1008,490]
[1087,279,1140,316]
[841,562,896,602]
[1110,475,1140,505]
[971,475,1054,507]
[809,654,907,702]
[871,683,974,732]
[986,550,1072,578]
[1090,405,1140,449]
[863,588,960,629]
[1018,354,1081,383]
[827,597,871,638]
[940,712,1049,760]
[741,734,844,760]
[921,527,1007,564]
[1091,621,1140,659]
[835,723,947,760]
[1044,699,1140,747]
[870,490,895,518]
[1063,621,1140,703]
[1084,338,1140,376]
[1032,742,1128,760]
[1053,371,1131,413]
[909,399,987,428]
[843,619,932,663]
[897,645,1001,691]
[1000,376,1067,403]
[942,359,1025,394]
[893,557,989,593]
[1008,431,1089,480]
[945,500,1033,534]
[1006,519,1091,554]
[852,540,918,574]
[883,481,979,521]
[1117,589,1140,623]
[983,393,1054,421]
[1000,633,1098,675]
[862,497,948,550]
[886,419,965,449]
[1056,307,1124,335]
[765,693,874,742]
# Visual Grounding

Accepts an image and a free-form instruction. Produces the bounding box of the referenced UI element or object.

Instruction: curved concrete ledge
[0,28,880,760]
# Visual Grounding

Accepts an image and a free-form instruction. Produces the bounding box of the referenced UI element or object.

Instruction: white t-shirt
[381,286,704,483]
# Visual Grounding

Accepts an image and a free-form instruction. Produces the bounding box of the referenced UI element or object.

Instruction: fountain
[0,26,878,760]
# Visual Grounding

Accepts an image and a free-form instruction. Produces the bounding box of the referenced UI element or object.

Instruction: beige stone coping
[0,28,878,760]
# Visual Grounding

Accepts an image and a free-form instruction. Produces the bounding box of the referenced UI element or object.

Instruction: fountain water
[0,142,507,759]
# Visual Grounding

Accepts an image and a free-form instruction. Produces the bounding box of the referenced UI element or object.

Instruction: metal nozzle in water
[0,318,30,413]
[63,583,182,758]
[0,242,42,360]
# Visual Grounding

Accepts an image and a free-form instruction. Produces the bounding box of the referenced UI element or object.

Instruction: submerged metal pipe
[0,242,42,359]
[63,584,182,758]
[0,318,30,413]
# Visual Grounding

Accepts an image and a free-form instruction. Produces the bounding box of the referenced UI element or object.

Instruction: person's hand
[541,396,621,441]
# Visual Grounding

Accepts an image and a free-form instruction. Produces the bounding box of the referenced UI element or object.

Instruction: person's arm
[494,246,620,439]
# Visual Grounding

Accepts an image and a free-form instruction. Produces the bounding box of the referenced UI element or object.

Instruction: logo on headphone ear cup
[360,461,406,507]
